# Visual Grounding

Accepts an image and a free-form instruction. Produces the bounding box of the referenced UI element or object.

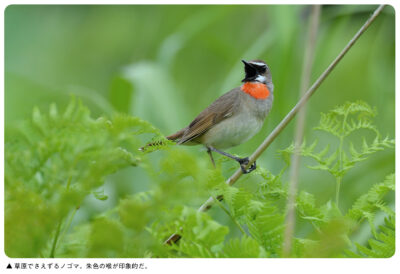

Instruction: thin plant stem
[165,4,385,245]
[336,110,350,207]
[336,177,342,206]
[49,176,75,257]
[57,207,79,249]
[49,218,63,258]
[336,136,344,206]
[283,5,321,257]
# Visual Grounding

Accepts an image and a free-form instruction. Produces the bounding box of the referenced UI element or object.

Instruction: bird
[142,59,274,174]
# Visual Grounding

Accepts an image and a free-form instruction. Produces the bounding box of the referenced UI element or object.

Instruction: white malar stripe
[255,75,266,83]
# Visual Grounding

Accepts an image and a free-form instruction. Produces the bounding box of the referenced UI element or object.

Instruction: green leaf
[221,236,267,258]
[347,216,395,258]
[5,98,166,257]
[87,218,124,258]
[347,174,395,231]
[246,203,284,256]
[118,194,152,231]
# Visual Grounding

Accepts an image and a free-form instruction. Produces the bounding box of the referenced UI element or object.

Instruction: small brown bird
[144,60,274,174]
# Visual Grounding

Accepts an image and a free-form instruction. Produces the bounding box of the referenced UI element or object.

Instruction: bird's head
[241,59,272,85]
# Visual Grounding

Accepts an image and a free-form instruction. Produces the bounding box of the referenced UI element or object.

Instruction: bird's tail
[139,129,185,152]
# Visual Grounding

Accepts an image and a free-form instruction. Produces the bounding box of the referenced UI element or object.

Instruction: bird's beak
[241,60,257,82]
[241,60,253,68]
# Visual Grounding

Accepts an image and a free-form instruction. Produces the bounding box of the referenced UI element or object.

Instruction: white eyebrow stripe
[250,61,266,67]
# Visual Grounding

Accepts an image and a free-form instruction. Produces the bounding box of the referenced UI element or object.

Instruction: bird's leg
[207,147,216,168]
[207,146,256,174]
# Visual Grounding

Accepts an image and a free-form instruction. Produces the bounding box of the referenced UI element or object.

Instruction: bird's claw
[238,157,257,174]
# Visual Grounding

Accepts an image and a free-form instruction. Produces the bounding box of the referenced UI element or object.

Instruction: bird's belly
[201,114,263,149]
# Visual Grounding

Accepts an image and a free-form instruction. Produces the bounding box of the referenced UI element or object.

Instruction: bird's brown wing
[175,88,240,144]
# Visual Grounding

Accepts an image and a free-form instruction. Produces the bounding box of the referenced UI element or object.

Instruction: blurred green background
[5,5,395,250]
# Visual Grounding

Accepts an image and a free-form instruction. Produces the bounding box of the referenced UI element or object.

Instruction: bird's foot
[238,157,257,174]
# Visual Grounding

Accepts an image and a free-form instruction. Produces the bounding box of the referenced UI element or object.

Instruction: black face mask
[241,60,266,82]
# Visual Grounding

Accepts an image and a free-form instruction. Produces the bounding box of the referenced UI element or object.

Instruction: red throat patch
[240,82,270,99]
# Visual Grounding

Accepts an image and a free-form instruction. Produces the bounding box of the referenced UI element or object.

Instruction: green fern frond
[220,236,267,258]
[245,202,285,256]
[347,216,395,258]
[118,192,155,231]
[296,191,325,228]
[333,100,376,116]
[345,137,394,170]
[177,240,217,258]
[281,101,394,208]
[223,187,253,218]
[5,98,165,258]
[254,163,288,201]
[347,174,394,226]
[314,112,342,137]
[315,101,377,138]
[154,206,229,258]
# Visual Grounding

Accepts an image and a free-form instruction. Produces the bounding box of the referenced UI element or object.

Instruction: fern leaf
[5,98,165,257]
[246,203,284,256]
[347,174,395,223]
[220,236,267,258]
[348,216,395,258]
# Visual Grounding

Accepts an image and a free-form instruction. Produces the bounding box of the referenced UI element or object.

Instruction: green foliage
[343,175,395,258]
[245,202,285,256]
[347,174,395,236]
[280,101,394,257]
[216,182,286,256]
[4,100,394,258]
[88,218,124,258]
[281,101,394,205]
[301,218,353,258]
[293,174,395,258]
[167,207,230,258]
[220,236,267,258]
[4,98,163,257]
[346,216,395,258]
